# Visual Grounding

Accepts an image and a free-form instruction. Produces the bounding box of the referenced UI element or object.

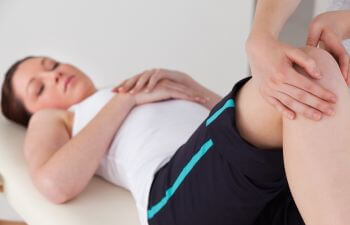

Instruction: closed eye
[51,62,59,70]
[42,57,60,71]
[38,85,45,96]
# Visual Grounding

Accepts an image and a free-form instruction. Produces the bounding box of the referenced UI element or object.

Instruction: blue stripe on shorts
[206,99,235,126]
[147,139,214,220]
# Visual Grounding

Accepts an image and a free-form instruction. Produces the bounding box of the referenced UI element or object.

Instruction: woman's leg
[282,46,350,225]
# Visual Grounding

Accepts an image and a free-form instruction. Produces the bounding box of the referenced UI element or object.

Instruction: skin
[307,10,350,81]
[11,57,97,114]
[14,47,350,223]
[18,58,220,205]
[246,0,350,121]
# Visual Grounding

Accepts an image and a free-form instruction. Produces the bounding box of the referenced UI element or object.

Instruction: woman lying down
[2,46,350,225]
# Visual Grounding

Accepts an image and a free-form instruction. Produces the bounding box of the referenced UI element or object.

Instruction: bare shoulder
[24,109,74,170]
[29,109,74,136]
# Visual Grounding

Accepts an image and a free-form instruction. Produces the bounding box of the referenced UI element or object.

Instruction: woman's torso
[65,87,210,225]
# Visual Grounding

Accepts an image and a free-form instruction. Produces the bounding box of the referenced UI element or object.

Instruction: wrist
[250,23,279,40]
[114,92,136,108]
[195,83,221,110]
[246,31,277,54]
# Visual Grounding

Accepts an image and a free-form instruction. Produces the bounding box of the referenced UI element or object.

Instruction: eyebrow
[25,58,46,95]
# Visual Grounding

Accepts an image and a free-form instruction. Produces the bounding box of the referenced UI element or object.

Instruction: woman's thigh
[147,78,287,225]
[283,46,350,225]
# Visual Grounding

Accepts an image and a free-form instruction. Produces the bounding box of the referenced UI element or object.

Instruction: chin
[73,83,95,104]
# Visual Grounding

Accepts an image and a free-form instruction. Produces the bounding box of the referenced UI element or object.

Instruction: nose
[54,71,64,84]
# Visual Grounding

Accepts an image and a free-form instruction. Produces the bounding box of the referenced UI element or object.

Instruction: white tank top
[68,87,209,225]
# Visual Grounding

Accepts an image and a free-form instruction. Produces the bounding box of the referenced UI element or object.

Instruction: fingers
[146,69,162,92]
[285,47,321,79]
[285,69,337,103]
[277,83,335,117]
[306,21,322,47]
[117,73,142,93]
[339,52,349,83]
[160,80,206,104]
[322,33,350,82]
[274,91,323,121]
[117,69,156,93]
[129,69,155,93]
[347,65,350,86]
[265,95,295,119]
[264,67,337,120]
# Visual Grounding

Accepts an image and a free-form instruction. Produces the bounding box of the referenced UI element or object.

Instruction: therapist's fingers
[285,69,337,103]
[323,32,350,82]
[277,83,335,116]
[339,52,349,83]
[306,22,322,47]
[274,90,323,120]
[285,47,321,79]
[265,96,295,120]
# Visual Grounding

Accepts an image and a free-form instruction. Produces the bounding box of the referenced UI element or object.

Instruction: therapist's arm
[251,0,301,38]
[246,0,337,121]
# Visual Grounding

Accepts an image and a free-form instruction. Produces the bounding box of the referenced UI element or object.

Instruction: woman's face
[12,57,97,113]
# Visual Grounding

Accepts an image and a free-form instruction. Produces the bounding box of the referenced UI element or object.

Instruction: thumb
[306,24,322,47]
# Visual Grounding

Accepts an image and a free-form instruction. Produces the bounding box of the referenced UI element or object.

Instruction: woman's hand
[307,10,350,85]
[114,68,197,93]
[113,68,222,110]
[118,79,206,106]
[246,33,337,120]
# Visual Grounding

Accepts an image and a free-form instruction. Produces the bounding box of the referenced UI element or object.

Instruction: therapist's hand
[307,10,350,85]
[246,33,337,120]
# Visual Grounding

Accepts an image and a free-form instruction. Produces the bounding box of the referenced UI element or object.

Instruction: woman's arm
[25,79,200,204]
[194,81,222,110]
[115,68,222,110]
[25,94,136,204]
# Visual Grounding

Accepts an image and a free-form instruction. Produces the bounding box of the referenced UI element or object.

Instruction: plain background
[0,0,254,97]
[0,0,331,222]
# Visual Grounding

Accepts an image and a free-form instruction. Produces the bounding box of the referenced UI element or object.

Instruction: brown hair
[1,56,35,127]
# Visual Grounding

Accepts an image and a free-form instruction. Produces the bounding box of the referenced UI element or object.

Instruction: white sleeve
[328,0,350,10]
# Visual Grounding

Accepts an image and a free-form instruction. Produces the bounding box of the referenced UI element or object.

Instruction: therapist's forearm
[251,0,301,38]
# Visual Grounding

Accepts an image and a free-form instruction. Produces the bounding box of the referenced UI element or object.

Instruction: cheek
[41,91,68,109]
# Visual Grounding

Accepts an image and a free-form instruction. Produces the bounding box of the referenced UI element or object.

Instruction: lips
[64,75,74,92]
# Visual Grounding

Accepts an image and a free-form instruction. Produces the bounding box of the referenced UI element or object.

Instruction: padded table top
[0,116,141,225]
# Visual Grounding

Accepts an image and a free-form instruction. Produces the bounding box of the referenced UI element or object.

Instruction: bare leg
[236,46,350,224]
[282,46,350,225]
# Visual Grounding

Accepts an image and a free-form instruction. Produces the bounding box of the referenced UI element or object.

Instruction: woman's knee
[290,46,350,121]
[296,46,348,96]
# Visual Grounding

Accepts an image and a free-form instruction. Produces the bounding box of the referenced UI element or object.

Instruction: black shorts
[147,77,305,225]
